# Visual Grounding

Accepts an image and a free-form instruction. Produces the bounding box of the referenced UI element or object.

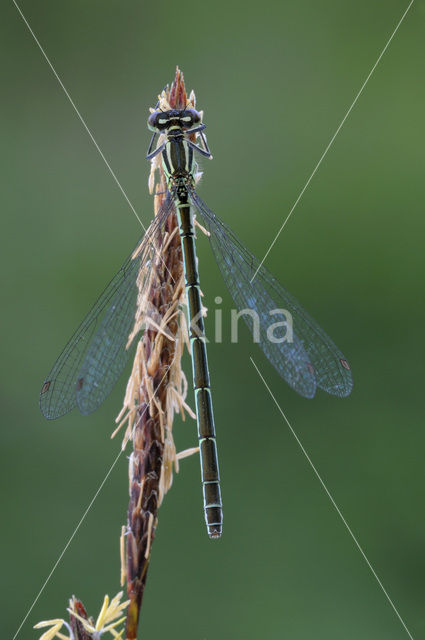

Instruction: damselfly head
[147,108,201,132]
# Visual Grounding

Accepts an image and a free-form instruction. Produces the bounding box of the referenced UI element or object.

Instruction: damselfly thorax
[147,108,212,191]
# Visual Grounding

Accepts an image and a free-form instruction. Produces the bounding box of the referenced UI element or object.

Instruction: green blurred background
[1,1,424,638]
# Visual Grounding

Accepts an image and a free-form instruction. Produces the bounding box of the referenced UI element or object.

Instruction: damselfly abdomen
[40,72,353,540]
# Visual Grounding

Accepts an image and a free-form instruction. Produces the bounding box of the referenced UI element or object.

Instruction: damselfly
[40,71,353,540]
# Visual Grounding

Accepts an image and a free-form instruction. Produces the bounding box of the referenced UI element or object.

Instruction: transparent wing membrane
[41,182,352,422]
[190,189,353,399]
[75,260,141,416]
[40,198,175,419]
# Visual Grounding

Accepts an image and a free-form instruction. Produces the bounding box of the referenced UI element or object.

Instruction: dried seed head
[120,68,205,640]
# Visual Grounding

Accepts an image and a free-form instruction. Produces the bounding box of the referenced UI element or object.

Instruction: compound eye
[187,108,201,125]
[179,108,201,128]
[148,111,170,131]
[147,111,160,131]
